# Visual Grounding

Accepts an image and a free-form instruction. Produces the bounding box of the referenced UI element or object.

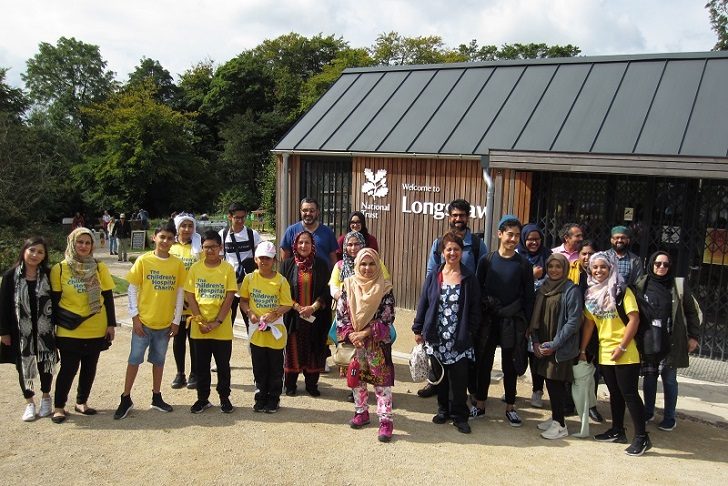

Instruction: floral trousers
[353,384,392,422]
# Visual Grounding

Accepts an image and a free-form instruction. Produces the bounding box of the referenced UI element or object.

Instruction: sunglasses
[654,261,671,268]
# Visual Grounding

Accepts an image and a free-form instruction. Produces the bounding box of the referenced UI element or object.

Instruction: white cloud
[0,0,716,88]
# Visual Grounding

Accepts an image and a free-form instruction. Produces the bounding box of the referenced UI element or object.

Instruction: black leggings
[54,347,101,408]
[173,321,197,375]
[600,363,646,436]
[545,378,566,426]
[529,352,544,392]
[436,358,470,423]
[16,361,53,399]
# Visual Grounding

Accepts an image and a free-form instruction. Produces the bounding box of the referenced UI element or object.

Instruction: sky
[0,0,717,88]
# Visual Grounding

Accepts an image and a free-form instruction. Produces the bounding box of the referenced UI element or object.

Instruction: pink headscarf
[585,251,623,318]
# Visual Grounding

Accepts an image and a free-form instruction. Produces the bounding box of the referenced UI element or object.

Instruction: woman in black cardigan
[280,231,332,396]
[0,236,58,422]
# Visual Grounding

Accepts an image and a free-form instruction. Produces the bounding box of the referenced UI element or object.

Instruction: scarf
[292,230,316,273]
[342,248,393,331]
[645,250,673,321]
[517,224,551,270]
[65,227,102,314]
[14,264,57,388]
[530,254,569,340]
[340,231,366,280]
[173,213,202,257]
[585,251,622,318]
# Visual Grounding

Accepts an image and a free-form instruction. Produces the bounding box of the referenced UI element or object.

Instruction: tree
[456,41,581,62]
[370,32,455,65]
[22,37,116,132]
[127,57,180,105]
[78,81,208,214]
[707,0,728,50]
[0,68,28,119]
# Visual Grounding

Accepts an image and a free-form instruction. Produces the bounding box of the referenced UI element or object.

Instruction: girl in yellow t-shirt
[184,230,237,413]
[580,251,651,456]
[239,241,292,413]
[50,228,116,423]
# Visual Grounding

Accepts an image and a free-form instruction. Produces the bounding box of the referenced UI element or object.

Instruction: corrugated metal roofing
[274,52,728,159]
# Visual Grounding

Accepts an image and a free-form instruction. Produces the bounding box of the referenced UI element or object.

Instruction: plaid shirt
[606,248,635,283]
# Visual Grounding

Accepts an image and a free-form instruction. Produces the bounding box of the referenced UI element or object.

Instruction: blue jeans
[642,362,678,421]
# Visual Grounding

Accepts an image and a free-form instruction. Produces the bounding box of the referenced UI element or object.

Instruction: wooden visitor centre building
[272,51,728,361]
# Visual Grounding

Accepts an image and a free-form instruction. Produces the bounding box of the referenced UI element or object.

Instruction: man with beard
[551,223,584,263]
[418,199,488,398]
[605,226,643,286]
[280,198,338,268]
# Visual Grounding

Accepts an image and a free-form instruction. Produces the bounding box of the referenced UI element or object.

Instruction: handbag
[55,306,94,330]
[409,343,430,382]
[332,342,356,367]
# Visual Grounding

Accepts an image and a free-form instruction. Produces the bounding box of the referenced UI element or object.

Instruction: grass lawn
[112,275,129,294]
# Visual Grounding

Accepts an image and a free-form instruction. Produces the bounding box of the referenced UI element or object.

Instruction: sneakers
[306,386,321,397]
[453,421,471,434]
[171,373,187,389]
[22,403,36,422]
[114,394,134,420]
[505,409,522,427]
[658,418,676,431]
[38,397,52,418]
[589,406,605,423]
[264,402,279,414]
[350,410,371,429]
[378,420,393,442]
[537,419,557,431]
[625,434,652,456]
[531,390,544,408]
[253,402,265,413]
[186,374,198,390]
[541,421,568,440]
[190,399,213,414]
[151,392,173,413]
[594,427,628,443]
[469,405,486,419]
[220,398,234,414]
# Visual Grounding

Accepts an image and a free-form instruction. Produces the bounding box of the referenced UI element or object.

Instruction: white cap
[255,241,276,259]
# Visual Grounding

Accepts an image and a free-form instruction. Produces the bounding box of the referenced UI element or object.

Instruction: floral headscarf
[65,227,101,314]
[292,230,316,273]
[341,230,366,280]
[585,251,622,318]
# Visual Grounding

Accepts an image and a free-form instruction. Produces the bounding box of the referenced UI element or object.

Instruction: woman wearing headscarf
[280,231,332,396]
[0,236,58,422]
[337,248,395,442]
[170,213,202,389]
[330,231,390,301]
[335,211,379,261]
[516,223,552,408]
[413,231,481,434]
[635,251,700,432]
[50,228,116,423]
[580,252,651,456]
[529,253,581,439]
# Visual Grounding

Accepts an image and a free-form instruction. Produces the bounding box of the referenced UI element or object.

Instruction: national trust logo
[362,168,389,199]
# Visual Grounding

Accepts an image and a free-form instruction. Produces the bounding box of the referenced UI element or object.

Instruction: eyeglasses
[654,261,671,268]
[203,245,220,251]
[525,238,541,243]
[350,220,362,225]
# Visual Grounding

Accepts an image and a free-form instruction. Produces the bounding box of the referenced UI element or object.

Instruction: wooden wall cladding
[351,157,489,309]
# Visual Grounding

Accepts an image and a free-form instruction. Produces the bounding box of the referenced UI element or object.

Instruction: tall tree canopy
[127,57,180,105]
[707,0,728,50]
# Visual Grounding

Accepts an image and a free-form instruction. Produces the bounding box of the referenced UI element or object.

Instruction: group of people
[413,208,701,457]
[0,197,701,454]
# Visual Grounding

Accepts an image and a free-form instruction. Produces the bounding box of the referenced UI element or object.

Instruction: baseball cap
[255,241,277,258]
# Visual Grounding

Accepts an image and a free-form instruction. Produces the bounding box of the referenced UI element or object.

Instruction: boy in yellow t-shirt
[114,222,186,420]
[185,230,237,414]
[169,213,201,390]
[239,241,293,413]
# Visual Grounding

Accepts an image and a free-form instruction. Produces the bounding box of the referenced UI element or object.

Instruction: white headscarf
[585,251,622,318]
[173,213,202,257]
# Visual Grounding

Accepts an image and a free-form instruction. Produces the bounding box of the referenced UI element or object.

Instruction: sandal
[74,404,98,416]
[51,411,67,424]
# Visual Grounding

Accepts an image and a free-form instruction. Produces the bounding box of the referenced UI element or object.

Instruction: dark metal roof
[274,52,728,159]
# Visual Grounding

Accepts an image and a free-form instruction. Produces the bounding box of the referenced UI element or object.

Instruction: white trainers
[38,397,52,418]
[541,421,568,440]
[531,390,544,408]
[22,403,36,422]
[537,419,556,431]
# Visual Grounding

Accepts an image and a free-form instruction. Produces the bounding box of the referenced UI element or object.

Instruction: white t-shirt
[218,226,262,273]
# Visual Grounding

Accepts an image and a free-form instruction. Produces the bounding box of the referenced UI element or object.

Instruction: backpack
[616,283,668,360]
[222,226,257,284]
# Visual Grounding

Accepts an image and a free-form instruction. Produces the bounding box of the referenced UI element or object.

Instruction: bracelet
[618,345,628,352]
[579,350,586,354]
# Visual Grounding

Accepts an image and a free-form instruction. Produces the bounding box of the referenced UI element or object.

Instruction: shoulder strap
[615,289,628,326]
[247,227,255,252]
[222,228,229,254]
[471,234,481,264]
[228,229,244,265]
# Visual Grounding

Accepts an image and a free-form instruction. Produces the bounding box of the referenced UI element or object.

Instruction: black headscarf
[645,250,673,320]
[348,211,370,239]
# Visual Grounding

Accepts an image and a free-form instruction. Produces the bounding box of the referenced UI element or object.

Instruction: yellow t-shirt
[239,270,293,350]
[184,260,237,340]
[51,261,115,339]
[584,288,640,365]
[328,261,391,290]
[170,241,198,316]
[126,252,186,330]
[568,261,581,285]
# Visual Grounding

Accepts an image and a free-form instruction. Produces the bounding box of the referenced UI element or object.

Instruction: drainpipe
[481,155,494,249]
[281,153,290,230]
